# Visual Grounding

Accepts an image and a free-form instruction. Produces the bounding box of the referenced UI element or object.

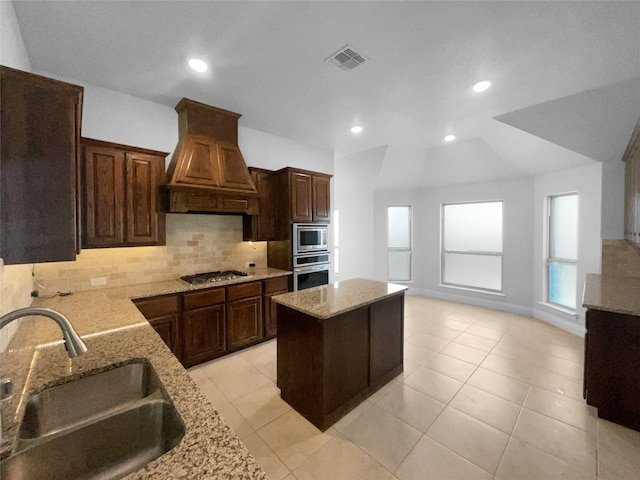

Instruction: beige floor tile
[537,356,583,380]
[377,383,446,432]
[547,342,583,363]
[215,366,272,401]
[512,408,596,472]
[405,332,451,351]
[524,386,596,431]
[282,475,297,480]
[241,342,278,381]
[467,368,530,405]
[449,384,521,434]
[395,435,493,480]
[211,395,255,439]
[597,419,640,480]
[442,318,473,331]
[453,332,498,352]
[200,353,255,383]
[293,436,391,480]
[403,342,436,365]
[532,368,584,400]
[421,324,463,341]
[440,342,489,365]
[332,399,375,432]
[481,353,537,383]
[235,383,291,429]
[424,352,477,382]
[466,324,504,340]
[427,407,509,473]
[367,378,401,403]
[404,366,463,403]
[339,405,422,471]
[496,437,596,480]
[242,432,291,480]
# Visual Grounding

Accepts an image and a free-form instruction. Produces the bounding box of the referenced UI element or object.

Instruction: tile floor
[187,295,640,480]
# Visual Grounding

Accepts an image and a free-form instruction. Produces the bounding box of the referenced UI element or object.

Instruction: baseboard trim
[533,307,586,337]
[406,287,532,316]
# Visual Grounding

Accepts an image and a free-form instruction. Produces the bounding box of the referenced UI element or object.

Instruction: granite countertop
[272,278,408,319]
[1,267,291,478]
[583,273,640,316]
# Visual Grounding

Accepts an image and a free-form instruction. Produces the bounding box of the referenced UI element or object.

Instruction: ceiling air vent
[325,44,368,72]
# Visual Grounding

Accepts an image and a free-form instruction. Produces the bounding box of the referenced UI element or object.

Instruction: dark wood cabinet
[227,282,263,349]
[263,275,290,337]
[285,169,331,224]
[133,294,181,360]
[182,287,226,367]
[277,292,405,430]
[312,175,331,223]
[82,138,167,248]
[243,168,277,241]
[584,308,640,431]
[0,66,83,264]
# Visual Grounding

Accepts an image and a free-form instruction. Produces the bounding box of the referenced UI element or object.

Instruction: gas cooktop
[180,270,249,285]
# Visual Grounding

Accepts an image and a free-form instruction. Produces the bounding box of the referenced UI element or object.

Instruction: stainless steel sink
[20,361,163,439]
[1,361,185,480]
[2,400,184,480]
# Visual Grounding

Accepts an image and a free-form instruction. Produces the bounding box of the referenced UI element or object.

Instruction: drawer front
[183,287,226,310]
[134,295,178,318]
[264,275,290,294]
[227,281,262,301]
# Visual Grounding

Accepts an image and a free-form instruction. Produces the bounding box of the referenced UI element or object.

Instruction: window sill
[537,302,578,319]
[438,284,505,297]
[389,280,414,285]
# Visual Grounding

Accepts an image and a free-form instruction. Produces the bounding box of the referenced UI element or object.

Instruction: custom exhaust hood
[164,98,259,214]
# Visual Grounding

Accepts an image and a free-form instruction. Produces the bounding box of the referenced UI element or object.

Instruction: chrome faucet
[0,307,88,357]
[1,308,87,443]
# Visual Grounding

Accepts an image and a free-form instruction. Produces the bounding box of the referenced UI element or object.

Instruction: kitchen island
[273,278,408,430]
[582,273,640,431]
[1,268,289,479]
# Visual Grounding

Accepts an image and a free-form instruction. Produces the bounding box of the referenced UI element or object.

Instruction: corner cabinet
[133,294,181,360]
[0,66,83,264]
[623,118,640,247]
[82,138,168,248]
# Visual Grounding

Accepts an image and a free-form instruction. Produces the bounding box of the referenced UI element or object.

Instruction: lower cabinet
[133,275,291,368]
[132,294,181,360]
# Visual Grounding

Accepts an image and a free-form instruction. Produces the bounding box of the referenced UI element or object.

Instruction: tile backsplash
[34,214,267,294]
[601,239,640,278]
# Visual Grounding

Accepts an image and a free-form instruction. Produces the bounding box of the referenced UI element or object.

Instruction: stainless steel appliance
[293,263,330,291]
[293,224,329,255]
[180,270,249,285]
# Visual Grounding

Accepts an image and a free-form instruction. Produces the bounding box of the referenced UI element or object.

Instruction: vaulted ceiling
[11,0,640,188]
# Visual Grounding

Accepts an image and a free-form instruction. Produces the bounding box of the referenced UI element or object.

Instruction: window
[547,193,578,309]
[388,206,412,281]
[442,201,503,291]
[333,210,339,275]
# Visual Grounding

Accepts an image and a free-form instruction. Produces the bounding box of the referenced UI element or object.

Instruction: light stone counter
[583,273,640,316]
[272,278,408,319]
[1,267,290,478]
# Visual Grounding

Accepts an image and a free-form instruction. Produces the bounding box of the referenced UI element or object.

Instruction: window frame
[387,205,412,282]
[440,200,504,293]
[546,192,578,310]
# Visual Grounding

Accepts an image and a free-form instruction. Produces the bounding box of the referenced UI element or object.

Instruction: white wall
[374,178,535,315]
[333,146,386,281]
[533,163,602,334]
[0,0,31,71]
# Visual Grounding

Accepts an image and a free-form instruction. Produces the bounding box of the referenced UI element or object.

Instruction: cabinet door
[227,297,263,350]
[133,295,180,360]
[183,304,226,367]
[125,152,165,245]
[290,172,313,223]
[243,169,277,241]
[1,66,82,264]
[312,175,331,222]
[83,146,125,247]
[148,314,179,358]
[369,295,404,385]
[263,276,291,337]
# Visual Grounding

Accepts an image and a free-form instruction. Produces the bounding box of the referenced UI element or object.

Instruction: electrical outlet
[90,277,107,286]
[245,262,256,268]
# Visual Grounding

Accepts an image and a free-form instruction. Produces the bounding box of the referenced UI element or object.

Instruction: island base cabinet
[584,309,640,431]
[277,293,404,431]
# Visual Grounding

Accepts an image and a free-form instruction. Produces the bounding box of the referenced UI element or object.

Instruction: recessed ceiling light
[472,80,492,93]
[188,58,208,73]
[444,134,456,142]
[351,126,363,133]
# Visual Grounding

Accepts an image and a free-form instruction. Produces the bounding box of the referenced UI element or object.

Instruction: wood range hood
[165,98,259,214]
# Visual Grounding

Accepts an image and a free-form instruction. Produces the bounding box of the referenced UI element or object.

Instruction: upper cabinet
[0,66,84,265]
[82,138,168,248]
[243,167,277,241]
[623,118,640,248]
